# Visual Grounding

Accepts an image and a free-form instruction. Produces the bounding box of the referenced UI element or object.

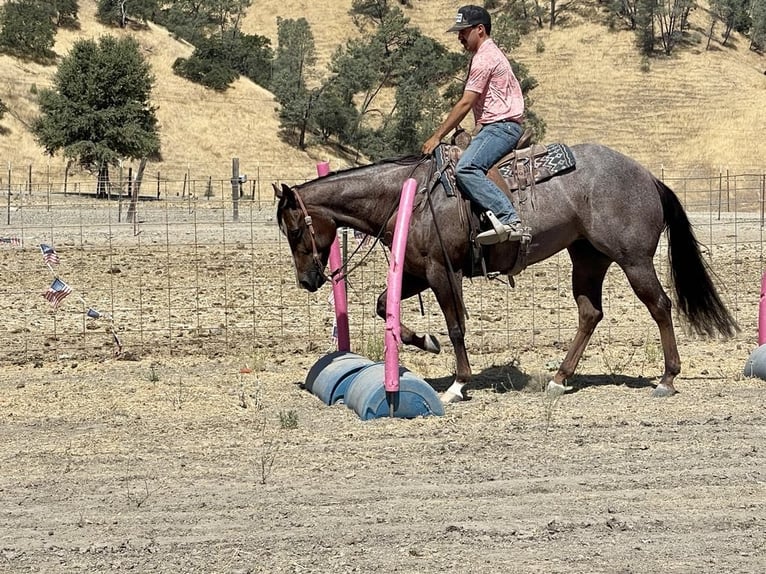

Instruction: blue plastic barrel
[743,344,766,379]
[304,351,374,405]
[343,362,445,420]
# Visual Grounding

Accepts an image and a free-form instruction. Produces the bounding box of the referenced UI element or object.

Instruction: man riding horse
[422,5,526,245]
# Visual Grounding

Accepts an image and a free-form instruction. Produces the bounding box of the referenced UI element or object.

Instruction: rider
[422,5,525,245]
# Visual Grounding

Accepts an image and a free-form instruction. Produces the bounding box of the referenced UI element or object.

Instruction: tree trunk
[97,164,110,198]
[126,158,147,223]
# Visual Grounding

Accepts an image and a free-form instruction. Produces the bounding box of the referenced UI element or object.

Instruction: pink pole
[316,162,350,352]
[329,241,350,352]
[316,161,330,177]
[759,271,766,345]
[384,178,418,392]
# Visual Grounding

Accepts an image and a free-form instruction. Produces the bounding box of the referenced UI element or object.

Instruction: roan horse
[275,143,738,403]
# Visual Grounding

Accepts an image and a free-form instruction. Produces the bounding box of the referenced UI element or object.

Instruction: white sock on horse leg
[446,381,465,398]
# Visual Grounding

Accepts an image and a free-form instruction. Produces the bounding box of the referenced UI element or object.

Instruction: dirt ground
[1,197,765,573]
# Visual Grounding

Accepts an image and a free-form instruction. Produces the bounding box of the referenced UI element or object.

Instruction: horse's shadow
[425,364,655,397]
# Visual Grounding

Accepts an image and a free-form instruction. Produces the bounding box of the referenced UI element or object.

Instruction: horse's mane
[293,155,425,190]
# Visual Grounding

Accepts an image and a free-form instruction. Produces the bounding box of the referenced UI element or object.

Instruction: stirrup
[476,211,523,245]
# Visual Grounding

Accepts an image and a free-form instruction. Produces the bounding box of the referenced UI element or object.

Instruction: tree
[173,28,272,91]
[52,0,79,28]
[96,0,159,28]
[316,2,465,159]
[32,36,160,196]
[0,0,56,63]
[0,97,8,134]
[752,0,766,51]
[271,17,317,149]
[709,0,751,47]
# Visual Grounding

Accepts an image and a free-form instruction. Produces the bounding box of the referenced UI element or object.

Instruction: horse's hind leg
[375,273,441,354]
[550,241,612,393]
[621,260,680,397]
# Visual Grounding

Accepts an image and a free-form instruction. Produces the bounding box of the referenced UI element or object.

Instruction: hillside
[247,0,766,174]
[0,0,352,186]
[0,0,764,187]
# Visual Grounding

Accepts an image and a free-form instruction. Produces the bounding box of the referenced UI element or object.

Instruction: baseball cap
[447,5,491,33]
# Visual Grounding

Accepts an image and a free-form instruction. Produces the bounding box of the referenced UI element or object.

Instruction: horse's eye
[288,228,302,241]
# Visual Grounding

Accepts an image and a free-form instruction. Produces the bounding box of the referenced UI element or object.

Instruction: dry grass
[0,0,763,186]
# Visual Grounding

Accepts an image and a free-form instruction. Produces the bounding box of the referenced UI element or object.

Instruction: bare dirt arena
[1,193,764,573]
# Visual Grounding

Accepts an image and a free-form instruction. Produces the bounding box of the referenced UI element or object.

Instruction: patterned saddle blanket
[433,142,576,197]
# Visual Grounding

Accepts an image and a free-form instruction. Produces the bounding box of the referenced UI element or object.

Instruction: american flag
[0,236,21,246]
[40,244,60,266]
[43,278,72,309]
[86,308,101,319]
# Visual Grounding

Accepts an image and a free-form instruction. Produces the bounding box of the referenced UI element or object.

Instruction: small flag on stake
[86,308,102,319]
[40,243,60,266]
[43,278,72,309]
[0,237,21,246]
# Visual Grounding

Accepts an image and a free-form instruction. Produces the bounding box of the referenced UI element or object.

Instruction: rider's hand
[422,135,441,155]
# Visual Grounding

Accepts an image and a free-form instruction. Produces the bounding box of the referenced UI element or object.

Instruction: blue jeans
[455,121,522,224]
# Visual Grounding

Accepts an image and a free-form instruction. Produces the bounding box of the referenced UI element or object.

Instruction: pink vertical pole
[316,162,350,352]
[384,178,418,393]
[759,271,766,345]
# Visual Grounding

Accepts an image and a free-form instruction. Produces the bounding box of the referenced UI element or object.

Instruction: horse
[275,143,738,403]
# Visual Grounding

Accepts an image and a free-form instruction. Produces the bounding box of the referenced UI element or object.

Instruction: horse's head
[274,182,336,292]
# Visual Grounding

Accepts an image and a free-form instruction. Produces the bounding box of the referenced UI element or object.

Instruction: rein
[292,187,330,283]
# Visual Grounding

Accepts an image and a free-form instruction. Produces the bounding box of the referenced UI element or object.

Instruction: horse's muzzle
[298,267,326,292]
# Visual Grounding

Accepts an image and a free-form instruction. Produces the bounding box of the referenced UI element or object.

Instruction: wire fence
[0,169,764,366]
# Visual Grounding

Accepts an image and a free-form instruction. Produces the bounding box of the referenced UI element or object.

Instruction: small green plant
[278,410,299,429]
[597,336,638,384]
[255,419,281,485]
[536,38,545,54]
[237,376,263,411]
[365,335,385,362]
[148,362,160,384]
[165,378,185,410]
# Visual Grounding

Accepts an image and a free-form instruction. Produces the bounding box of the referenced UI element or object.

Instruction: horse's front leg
[427,269,470,404]
[375,273,441,354]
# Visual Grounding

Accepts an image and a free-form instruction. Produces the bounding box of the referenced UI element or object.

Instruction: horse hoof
[652,383,677,398]
[439,390,463,404]
[424,334,441,354]
[546,380,572,396]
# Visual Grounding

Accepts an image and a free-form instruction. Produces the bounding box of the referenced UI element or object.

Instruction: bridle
[291,187,329,282]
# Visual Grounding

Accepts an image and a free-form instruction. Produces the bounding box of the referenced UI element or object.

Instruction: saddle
[432,128,576,199]
[429,128,576,281]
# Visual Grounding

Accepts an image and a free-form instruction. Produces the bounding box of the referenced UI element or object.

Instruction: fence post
[231,158,240,222]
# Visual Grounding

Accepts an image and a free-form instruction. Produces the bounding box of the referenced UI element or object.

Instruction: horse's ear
[272,182,282,198]
[277,183,297,207]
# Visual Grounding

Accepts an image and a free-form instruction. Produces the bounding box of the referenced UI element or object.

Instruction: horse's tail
[658,179,739,337]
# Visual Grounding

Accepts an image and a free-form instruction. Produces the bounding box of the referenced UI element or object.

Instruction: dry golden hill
[248,0,766,174]
[0,0,354,186]
[0,0,763,187]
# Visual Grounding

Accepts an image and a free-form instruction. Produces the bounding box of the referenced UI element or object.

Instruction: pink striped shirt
[465,39,524,125]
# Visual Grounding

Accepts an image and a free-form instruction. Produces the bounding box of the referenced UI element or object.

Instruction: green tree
[271,17,317,149]
[52,0,79,28]
[96,0,158,28]
[0,0,56,63]
[317,1,465,159]
[752,0,766,50]
[173,29,272,91]
[311,0,539,159]
[32,36,160,196]
[709,0,751,47]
